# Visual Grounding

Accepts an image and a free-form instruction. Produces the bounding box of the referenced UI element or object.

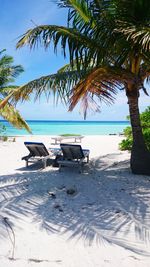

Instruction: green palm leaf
[0,99,31,133]
[0,49,31,133]
[116,25,150,52]
[16,24,110,69]
[64,0,96,30]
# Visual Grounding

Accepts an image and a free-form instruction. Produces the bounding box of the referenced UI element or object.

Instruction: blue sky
[0,0,149,121]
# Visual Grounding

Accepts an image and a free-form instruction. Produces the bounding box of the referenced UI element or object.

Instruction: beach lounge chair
[22,142,51,168]
[57,143,90,172]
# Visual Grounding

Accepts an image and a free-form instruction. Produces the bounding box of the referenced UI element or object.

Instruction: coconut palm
[0,0,150,174]
[0,49,31,133]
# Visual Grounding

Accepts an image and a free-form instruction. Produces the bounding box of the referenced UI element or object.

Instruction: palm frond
[0,63,137,120]
[0,99,32,133]
[0,50,24,88]
[116,24,150,52]
[16,25,99,50]
[142,86,149,96]
[69,66,136,118]
[67,0,96,30]
[16,24,108,70]
[0,86,20,100]
[0,49,31,132]
[0,55,13,67]
[0,69,86,109]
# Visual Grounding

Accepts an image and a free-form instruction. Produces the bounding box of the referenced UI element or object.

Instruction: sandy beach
[0,135,150,267]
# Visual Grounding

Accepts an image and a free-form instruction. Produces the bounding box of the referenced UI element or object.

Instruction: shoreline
[0,133,125,137]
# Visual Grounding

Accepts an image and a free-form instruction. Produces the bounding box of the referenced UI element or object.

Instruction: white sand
[0,135,150,267]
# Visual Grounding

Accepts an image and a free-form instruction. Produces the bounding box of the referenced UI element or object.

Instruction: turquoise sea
[0,120,130,136]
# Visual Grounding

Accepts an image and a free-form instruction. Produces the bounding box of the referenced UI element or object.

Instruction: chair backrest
[24,142,49,157]
[60,144,84,160]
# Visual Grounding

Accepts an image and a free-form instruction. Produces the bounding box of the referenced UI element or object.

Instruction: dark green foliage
[119,138,133,151]
[140,107,150,128]
[119,107,150,151]
[2,135,8,142]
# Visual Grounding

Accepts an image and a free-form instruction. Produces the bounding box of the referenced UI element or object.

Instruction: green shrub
[140,107,150,128]
[142,128,150,150]
[2,136,8,142]
[119,107,150,151]
[119,138,132,151]
[123,126,132,137]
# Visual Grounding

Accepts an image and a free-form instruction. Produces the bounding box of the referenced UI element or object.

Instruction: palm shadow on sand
[0,153,150,256]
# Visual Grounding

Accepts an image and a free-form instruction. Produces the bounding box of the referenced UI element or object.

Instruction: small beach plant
[0,122,6,135]
[0,0,150,174]
[0,49,31,133]
[0,123,6,133]
[0,123,8,141]
[120,107,150,152]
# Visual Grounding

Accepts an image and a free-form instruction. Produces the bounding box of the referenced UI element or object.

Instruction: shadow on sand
[0,153,150,256]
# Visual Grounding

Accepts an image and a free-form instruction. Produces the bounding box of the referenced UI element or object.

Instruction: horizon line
[0,119,129,122]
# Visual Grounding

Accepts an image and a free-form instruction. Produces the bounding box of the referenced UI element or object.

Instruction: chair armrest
[22,153,32,161]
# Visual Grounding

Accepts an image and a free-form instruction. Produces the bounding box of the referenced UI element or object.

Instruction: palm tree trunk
[127,92,150,175]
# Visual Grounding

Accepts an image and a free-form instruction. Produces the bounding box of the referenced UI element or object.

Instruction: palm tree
[0,0,150,174]
[0,49,31,133]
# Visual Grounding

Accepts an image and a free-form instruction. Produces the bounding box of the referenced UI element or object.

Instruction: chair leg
[43,159,47,168]
[26,160,28,167]
[79,163,83,173]
[59,164,61,172]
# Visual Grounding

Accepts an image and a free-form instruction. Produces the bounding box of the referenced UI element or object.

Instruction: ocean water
[0,120,130,136]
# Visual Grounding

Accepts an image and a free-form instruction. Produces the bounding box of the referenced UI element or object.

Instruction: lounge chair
[57,143,90,172]
[22,142,51,168]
